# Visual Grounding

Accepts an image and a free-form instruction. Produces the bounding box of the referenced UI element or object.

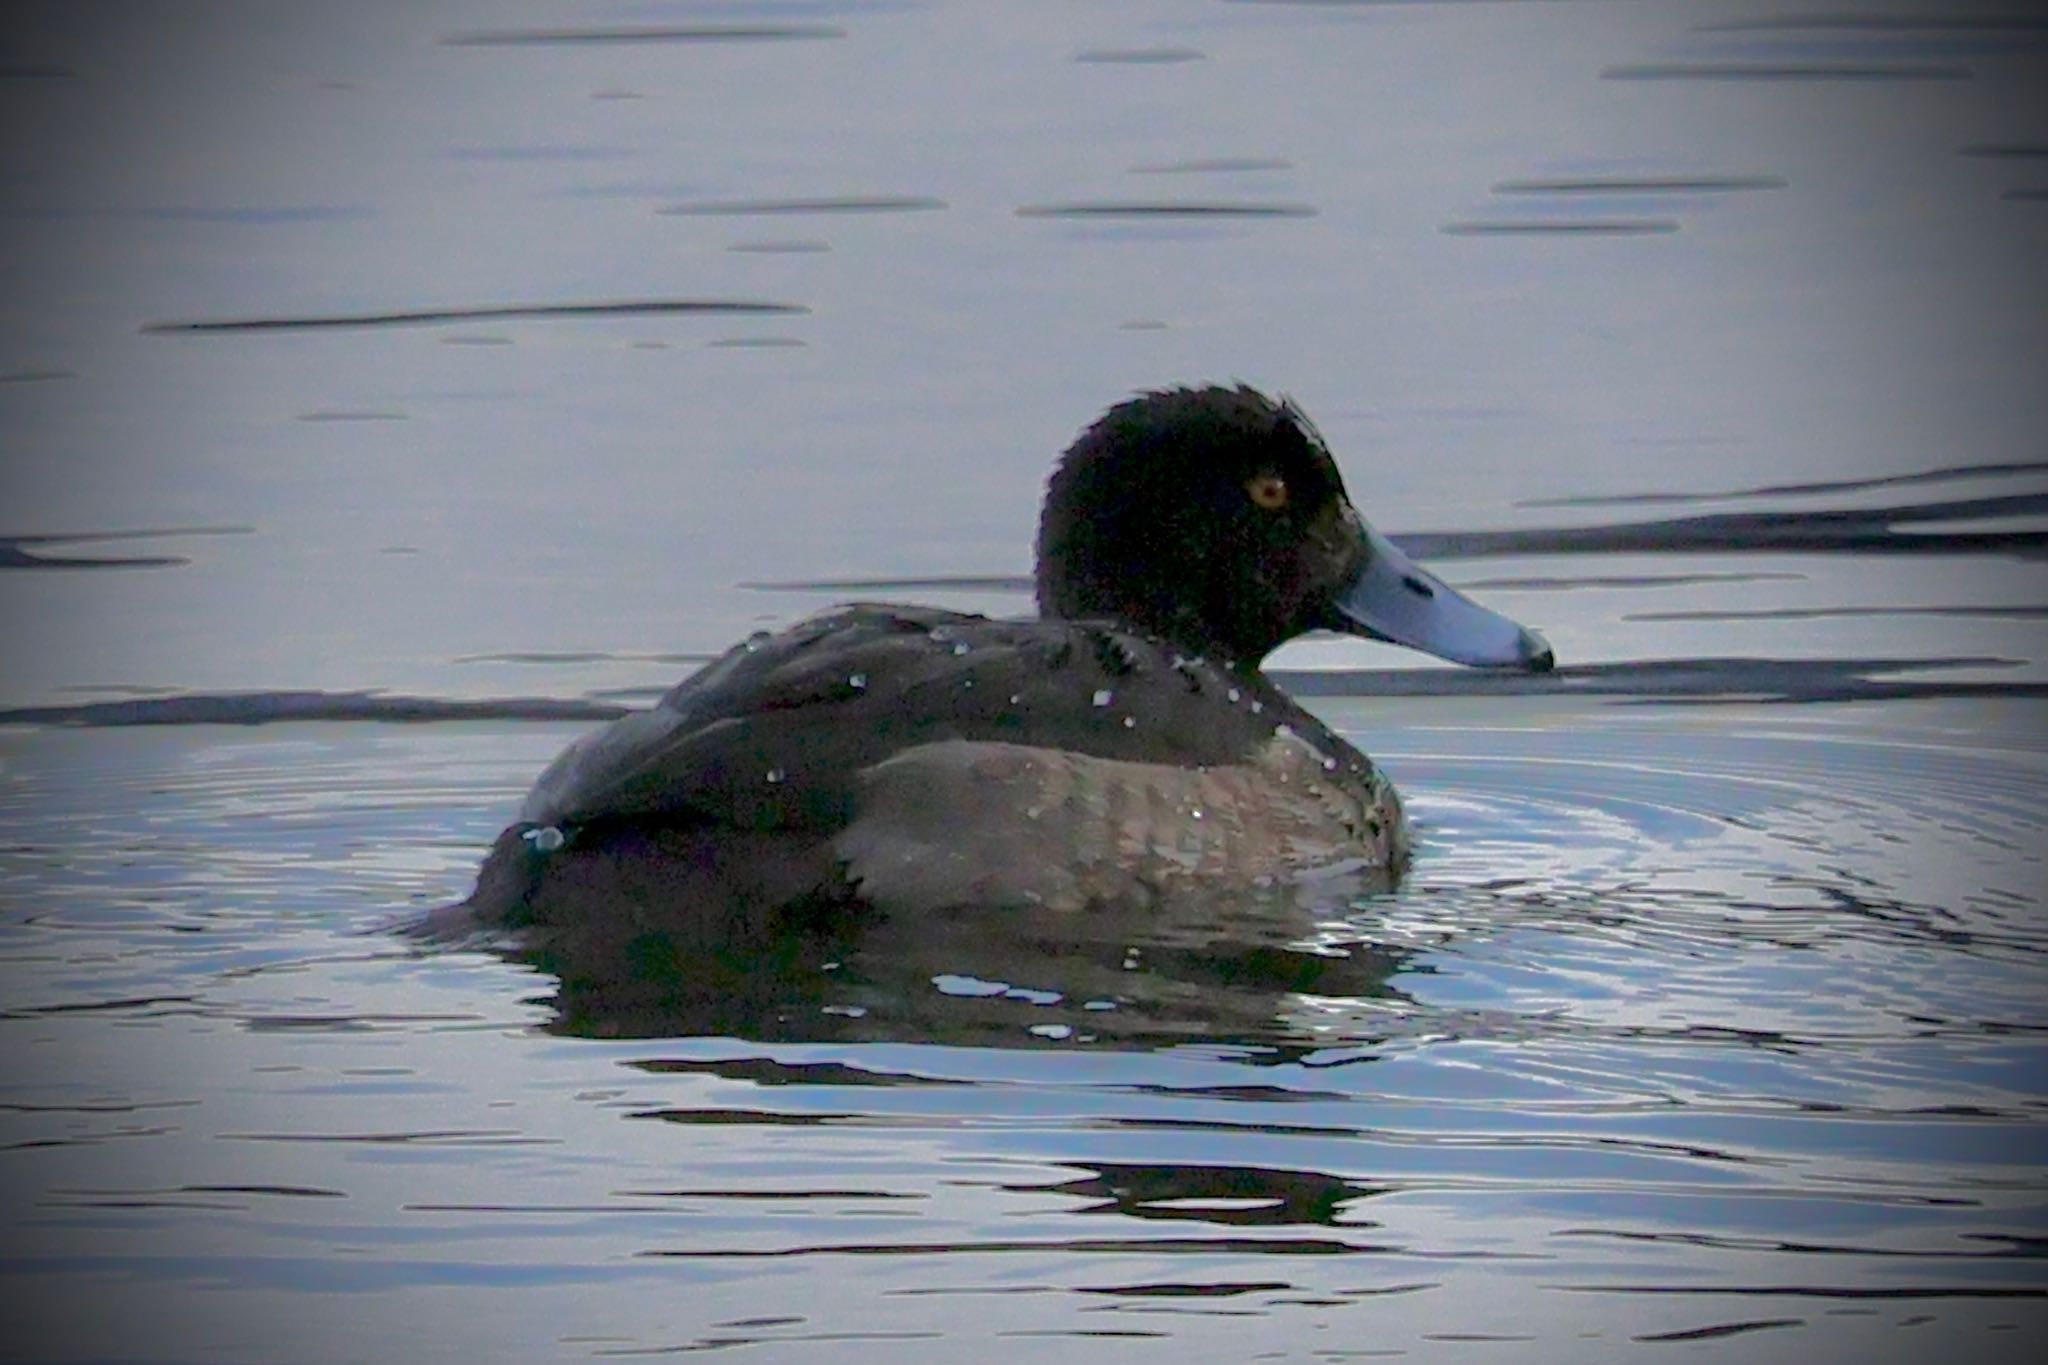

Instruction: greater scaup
[442,384,1552,943]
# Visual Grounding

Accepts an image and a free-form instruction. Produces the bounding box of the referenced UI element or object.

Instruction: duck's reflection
[1001,1162,1391,1227]
[423,867,1412,1044]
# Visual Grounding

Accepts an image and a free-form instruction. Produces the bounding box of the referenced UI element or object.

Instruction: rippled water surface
[4,0,2046,1360]
[3,701,2045,1360]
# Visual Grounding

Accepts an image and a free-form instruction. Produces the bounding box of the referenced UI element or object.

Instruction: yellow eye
[1246,472,1290,511]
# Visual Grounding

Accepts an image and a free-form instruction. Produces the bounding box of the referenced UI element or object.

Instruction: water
[4,704,2044,1359]
[3,1,2046,1360]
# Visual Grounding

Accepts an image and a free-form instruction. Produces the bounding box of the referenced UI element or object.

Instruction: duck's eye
[1245,472,1290,511]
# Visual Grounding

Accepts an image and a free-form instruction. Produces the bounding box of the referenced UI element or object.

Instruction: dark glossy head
[1035,384,1554,671]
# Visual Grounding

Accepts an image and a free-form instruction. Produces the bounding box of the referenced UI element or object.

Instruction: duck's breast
[835,730,1407,914]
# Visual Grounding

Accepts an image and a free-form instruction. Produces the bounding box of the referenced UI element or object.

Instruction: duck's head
[1036,384,1554,671]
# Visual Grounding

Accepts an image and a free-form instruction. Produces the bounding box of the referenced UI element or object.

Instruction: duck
[441,384,1553,952]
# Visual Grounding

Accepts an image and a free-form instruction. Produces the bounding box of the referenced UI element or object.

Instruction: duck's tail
[405,824,550,943]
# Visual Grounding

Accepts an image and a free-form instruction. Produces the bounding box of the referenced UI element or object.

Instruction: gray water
[3,1,2046,1361]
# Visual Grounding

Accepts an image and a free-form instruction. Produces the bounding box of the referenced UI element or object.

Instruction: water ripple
[1017,201,1316,219]
[142,298,806,333]
[442,25,845,46]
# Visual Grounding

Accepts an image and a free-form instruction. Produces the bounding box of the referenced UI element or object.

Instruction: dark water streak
[1399,492,2048,560]
[0,525,252,569]
[1017,202,1318,219]
[141,300,807,334]
[441,25,846,46]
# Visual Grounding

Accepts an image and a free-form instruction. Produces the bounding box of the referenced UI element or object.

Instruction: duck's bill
[1331,523,1554,671]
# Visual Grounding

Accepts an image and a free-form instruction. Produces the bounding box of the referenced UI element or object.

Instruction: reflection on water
[1394,491,2048,560]
[1016,200,1320,219]
[658,195,948,216]
[1,700,2043,1357]
[0,524,250,570]
[440,23,849,48]
[143,297,808,334]
[1523,458,2048,506]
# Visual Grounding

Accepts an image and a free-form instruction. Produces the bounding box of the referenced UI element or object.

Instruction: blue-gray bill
[1333,522,1554,671]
